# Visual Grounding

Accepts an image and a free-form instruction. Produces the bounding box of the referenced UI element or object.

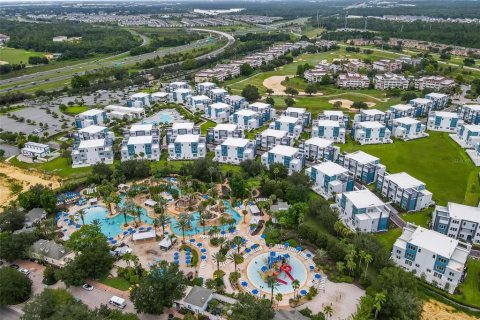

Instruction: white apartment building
[224,95,248,111]
[386,104,415,119]
[168,134,207,160]
[246,102,276,122]
[299,137,340,162]
[269,116,304,138]
[337,73,370,89]
[206,102,232,123]
[377,172,433,211]
[214,138,256,164]
[336,189,390,233]
[72,139,114,168]
[129,92,151,107]
[306,161,354,198]
[171,88,193,104]
[261,145,304,174]
[166,81,189,92]
[337,150,386,184]
[195,82,217,95]
[166,122,201,144]
[409,98,433,117]
[283,107,311,126]
[453,124,480,148]
[151,92,170,103]
[427,111,461,132]
[187,95,211,112]
[374,73,409,90]
[311,120,346,143]
[304,68,329,83]
[255,129,293,150]
[208,88,228,103]
[317,110,349,127]
[121,124,161,161]
[21,142,51,159]
[432,203,480,245]
[230,109,263,130]
[392,223,470,293]
[75,125,113,141]
[354,109,387,124]
[75,109,108,128]
[459,105,480,125]
[352,121,392,145]
[425,92,449,110]
[414,76,455,91]
[372,59,402,72]
[105,105,145,120]
[390,117,428,140]
[207,124,244,144]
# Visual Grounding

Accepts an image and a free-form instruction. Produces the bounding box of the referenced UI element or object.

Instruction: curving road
[0,28,235,94]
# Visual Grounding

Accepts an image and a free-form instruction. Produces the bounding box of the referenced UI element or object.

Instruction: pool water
[142,110,174,125]
[247,252,308,294]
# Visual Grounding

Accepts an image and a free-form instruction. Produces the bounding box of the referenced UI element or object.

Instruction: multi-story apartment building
[282,107,311,126]
[261,145,304,174]
[151,92,170,103]
[165,81,189,92]
[459,104,480,124]
[353,109,387,124]
[208,88,228,103]
[168,134,207,160]
[195,82,217,95]
[230,109,263,130]
[425,92,449,110]
[245,102,276,122]
[187,95,211,112]
[74,125,113,141]
[75,109,108,128]
[409,98,433,117]
[414,76,455,91]
[206,102,232,123]
[105,105,145,120]
[374,73,409,90]
[392,223,470,293]
[166,122,201,144]
[121,124,161,161]
[207,124,244,144]
[453,124,480,148]
[306,161,354,198]
[352,121,392,145]
[304,68,329,83]
[171,88,193,104]
[427,111,461,132]
[129,92,151,107]
[269,116,304,138]
[72,139,114,168]
[336,189,390,233]
[311,120,346,143]
[299,137,340,162]
[224,95,248,111]
[337,151,386,184]
[255,129,293,150]
[317,110,349,128]
[376,172,433,211]
[214,138,256,164]
[372,59,402,72]
[432,203,480,245]
[337,73,370,89]
[21,142,51,159]
[390,117,428,140]
[386,104,414,119]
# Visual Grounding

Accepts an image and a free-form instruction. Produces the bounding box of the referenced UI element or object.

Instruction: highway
[0,28,235,94]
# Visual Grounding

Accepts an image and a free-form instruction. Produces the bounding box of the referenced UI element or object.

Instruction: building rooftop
[426,92,448,98]
[191,95,210,101]
[175,88,192,93]
[359,121,385,129]
[198,81,216,86]
[24,141,49,148]
[78,139,106,149]
[268,145,299,157]
[385,172,424,189]
[304,137,333,148]
[345,189,384,208]
[214,123,238,131]
[407,225,461,259]
[463,124,480,132]
[131,92,150,99]
[211,102,230,109]
[261,129,287,138]
[346,150,379,164]
[182,286,213,309]
[445,202,480,223]
[175,134,201,143]
[210,88,228,94]
[410,98,431,104]
[277,115,299,124]
[79,125,107,134]
[312,161,347,176]
[362,109,385,116]
[30,239,71,260]
[225,95,245,102]
[463,104,480,111]
[79,108,104,117]
[236,109,258,117]
[172,122,195,130]
[390,104,413,111]
[128,135,153,145]
[433,111,458,118]
[249,102,270,109]
[222,138,251,147]
[285,107,306,114]
[324,110,344,117]
[171,81,188,86]
[130,124,153,132]
[394,117,420,125]
[151,92,169,98]
[316,119,340,127]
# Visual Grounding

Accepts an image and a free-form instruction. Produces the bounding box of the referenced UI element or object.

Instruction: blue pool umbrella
[201,248,207,253]
[131,230,137,234]
[128,228,133,231]
[241,281,248,287]
[260,234,266,239]
[174,252,179,256]
[108,237,114,240]
[201,255,206,260]
[63,213,69,216]
[123,231,129,235]
[63,229,67,232]
[197,243,203,247]
[309,265,315,271]
[246,248,251,253]
[300,290,308,296]
[284,242,290,247]
[111,240,117,244]
[296,246,302,251]
[174,261,179,265]
[139,227,144,230]
[306,253,312,258]
[284,254,290,259]
[75,225,80,229]
[220,230,226,235]
[147,227,152,231]
[269,251,276,257]
[164,232,169,235]
[63,218,69,222]
[252,289,259,295]
[314,274,321,279]
[261,266,268,272]
[190,239,196,243]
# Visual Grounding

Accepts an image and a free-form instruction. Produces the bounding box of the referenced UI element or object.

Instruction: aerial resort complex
[0,1,479,320]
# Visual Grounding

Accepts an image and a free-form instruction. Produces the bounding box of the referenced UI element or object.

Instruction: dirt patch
[422,299,478,320]
[328,99,376,111]
[262,75,323,96]
[0,61,9,65]
[0,163,61,207]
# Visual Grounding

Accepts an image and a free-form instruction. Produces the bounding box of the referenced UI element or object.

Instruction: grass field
[374,228,402,251]
[400,208,433,228]
[64,106,89,115]
[200,120,216,134]
[100,277,131,291]
[10,157,94,180]
[341,132,479,206]
[0,47,45,65]
[454,259,480,307]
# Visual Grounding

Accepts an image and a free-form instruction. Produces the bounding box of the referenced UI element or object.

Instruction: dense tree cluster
[0,268,32,306]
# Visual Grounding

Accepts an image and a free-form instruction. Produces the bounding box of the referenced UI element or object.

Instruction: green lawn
[0,47,45,65]
[454,259,480,307]
[400,208,432,228]
[341,132,480,206]
[200,120,216,134]
[374,228,402,251]
[100,277,131,291]
[64,106,89,115]
[10,156,94,180]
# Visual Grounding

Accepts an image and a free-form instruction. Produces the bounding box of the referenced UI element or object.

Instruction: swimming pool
[169,200,241,236]
[246,252,308,294]
[142,109,175,125]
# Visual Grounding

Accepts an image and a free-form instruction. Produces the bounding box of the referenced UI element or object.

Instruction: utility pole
[344,13,348,29]
[364,17,367,31]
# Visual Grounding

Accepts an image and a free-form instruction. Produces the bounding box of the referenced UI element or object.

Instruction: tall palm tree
[232,236,244,255]
[155,214,170,235]
[199,211,208,235]
[291,279,300,299]
[229,253,244,273]
[176,213,191,243]
[207,166,216,184]
[275,293,283,309]
[373,292,386,319]
[266,275,279,305]
[120,205,129,226]
[323,304,333,319]
[133,205,142,224]
[77,209,86,225]
[217,236,227,251]
[212,251,226,272]
[363,253,373,279]
[314,248,328,266]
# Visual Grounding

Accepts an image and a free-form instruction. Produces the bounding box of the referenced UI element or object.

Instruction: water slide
[276,278,287,285]
[281,264,294,281]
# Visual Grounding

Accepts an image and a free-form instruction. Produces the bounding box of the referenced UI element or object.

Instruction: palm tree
[314,248,328,266]
[209,226,220,238]
[120,205,129,226]
[132,205,142,224]
[217,236,227,251]
[323,304,333,319]
[232,236,244,255]
[199,211,208,235]
[266,275,279,305]
[363,253,373,279]
[275,293,283,309]
[77,209,86,225]
[207,166,216,184]
[358,250,367,269]
[212,251,226,272]
[229,253,244,273]
[242,210,248,224]
[336,261,345,275]
[373,292,386,319]
[291,279,300,299]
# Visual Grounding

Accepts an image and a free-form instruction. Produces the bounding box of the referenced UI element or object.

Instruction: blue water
[142,110,174,125]
[169,200,241,236]
[246,252,308,294]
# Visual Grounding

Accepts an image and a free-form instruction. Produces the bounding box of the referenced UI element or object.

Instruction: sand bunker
[262,75,323,96]
[422,300,478,320]
[328,99,376,110]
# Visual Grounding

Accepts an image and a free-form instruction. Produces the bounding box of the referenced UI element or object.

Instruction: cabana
[89,198,98,205]
[118,184,130,192]
[144,199,157,208]
[132,229,156,243]
[159,236,177,251]
[247,204,261,216]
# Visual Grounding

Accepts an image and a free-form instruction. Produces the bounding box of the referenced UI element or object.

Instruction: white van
[109,296,126,309]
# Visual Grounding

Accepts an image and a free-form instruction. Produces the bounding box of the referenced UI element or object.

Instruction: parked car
[82,284,94,291]
[20,268,30,275]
